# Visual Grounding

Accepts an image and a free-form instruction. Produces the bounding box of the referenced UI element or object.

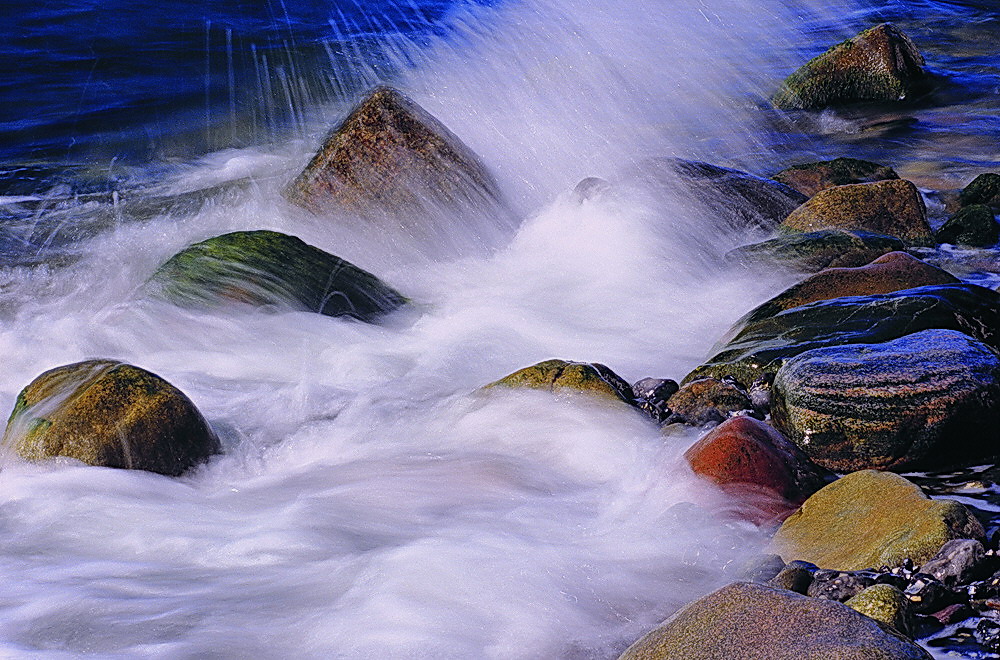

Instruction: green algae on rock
[484,359,634,405]
[727,229,904,272]
[845,584,914,638]
[285,86,502,216]
[780,179,933,246]
[773,157,899,198]
[959,173,1000,209]
[770,329,1000,472]
[617,581,930,660]
[148,230,406,321]
[935,204,1000,247]
[2,360,219,476]
[772,23,926,110]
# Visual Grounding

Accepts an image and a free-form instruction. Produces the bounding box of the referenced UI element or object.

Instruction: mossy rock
[773,158,899,198]
[617,581,930,659]
[780,179,932,246]
[727,229,904,272]
[846,584,914,638]
[958,173,1000,209]
[484,359,633,405]
[285,86,501,215]
[684,283,1000,386]
[772,23,926,110]
[770,470,984,571]
[935,204,999,247]
[147,230,406,321]
[2,360,219,476]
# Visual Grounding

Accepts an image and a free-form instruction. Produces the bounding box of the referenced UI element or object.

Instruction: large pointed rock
[2,360,219,476]
[285,87,502,215]
[147,230,406,322]
[772,23,926,110]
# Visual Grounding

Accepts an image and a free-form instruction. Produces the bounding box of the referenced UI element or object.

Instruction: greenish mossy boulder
[617,581,930,660]
[846,584,914,638]
[770,470,984,571]
[733,252,958,332]
[484,359,634,404]
[773,158,899,198]
[772,23,926,110]
[770,329,1000,472]
[959,173,1000,209]
[285,86,501,215]
[781,179,933,246]
[2,360,219,476]
[148,230,406,321]
[727,229,904,272]
[935,204,999,247]
[684,283,1000,386]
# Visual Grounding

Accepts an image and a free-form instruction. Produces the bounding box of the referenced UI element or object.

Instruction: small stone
[919,539,987,587]
[930,603,972,625]
[665,378,754,426]
[808,570,876,601]
[632,378,678,423]
[976,618,1000,650]
[904,574,959,614]
[846,584,915,637]
[737,554,788,583]
[769,562,816,594]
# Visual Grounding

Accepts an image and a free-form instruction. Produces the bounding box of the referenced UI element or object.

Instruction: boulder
[770,329,1000,471]
[285,87,502,215]
[664,378,753,426]
[685,283,1000,387]
[484,359,634,404]
[769,560,817,594]
[617,581,930,659]
[935,204,999,247]
[772,23,926,110]
[147,230,406,322]
[2,360,219,476]
[918,539,987,587]
[684,416,833,523]
[780,179,933,246]
[727,229,904,272]
[846,584,914,638]
[770,470,984,571]
[773,158,899,198]
[959,173,1000,209]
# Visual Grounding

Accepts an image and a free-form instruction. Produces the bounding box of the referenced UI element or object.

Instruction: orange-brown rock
[773,158,898,198]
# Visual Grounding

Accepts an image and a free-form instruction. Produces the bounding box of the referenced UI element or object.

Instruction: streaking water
[1,0,999,657]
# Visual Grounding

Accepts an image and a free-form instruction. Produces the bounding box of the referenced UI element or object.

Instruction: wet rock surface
[773,157,899,198]
[959,173,1000,210]
[485,359,635,404]
[935,204,999,247]
[727,229,904,272]
[663,377,755,426]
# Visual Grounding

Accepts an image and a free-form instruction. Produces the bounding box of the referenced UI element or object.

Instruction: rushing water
[1,0,999,657]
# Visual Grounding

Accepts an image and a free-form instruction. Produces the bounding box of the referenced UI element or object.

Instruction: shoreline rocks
[484,359,635,405]
[773,158,899,198]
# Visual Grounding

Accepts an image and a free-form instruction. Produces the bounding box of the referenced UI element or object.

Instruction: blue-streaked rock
[771,329,1000,471]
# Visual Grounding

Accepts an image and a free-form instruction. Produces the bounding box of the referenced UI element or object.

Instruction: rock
[617,581,931,659]
[484,359,634,404]
[770,470,985,572]
[976,619,1000,651]
[147,230,406,322]
[808,569,876,601]
[770,329,1000,472]
[285,86,502,216]
[733,252,958,331]
[935,204,999,247]
[928,603,971,625]
[685,283,1000,387]
[772,23,926,110]
[773,158,899,198]
[664,378,754,426]
[684,416,834,523]
[631,378,678,423]
[903,574,959,614]
[769,560,818,594]
[572,177,612,202]
[919,539,987,587]
[780,179,933,246]
[727,229,904,272]
[959,173,1000,209]
[2,360,219,476]
[738,554,788,583]
[645,158,806,232]
[846,584,914,638]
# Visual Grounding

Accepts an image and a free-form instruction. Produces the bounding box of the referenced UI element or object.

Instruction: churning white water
[0,0,862,657]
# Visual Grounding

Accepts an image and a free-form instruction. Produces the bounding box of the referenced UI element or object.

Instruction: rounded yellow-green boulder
[846,584,914,638]
[484,359,633,404]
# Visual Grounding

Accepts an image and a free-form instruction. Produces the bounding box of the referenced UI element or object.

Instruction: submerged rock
[2,360,219,476]
[727,229,904,272]
[484,359,634,404]
[935,204,999,247]
[772,23,926,110]
[959,173,1000,209]
[285,86,502,216]
[773,157,899,198]
[771,329,1000,472]
[617,581,931,659]
[685,283,1000,387]
[780,179,933,246]
[148,230,406,321]
[770,470,984,571]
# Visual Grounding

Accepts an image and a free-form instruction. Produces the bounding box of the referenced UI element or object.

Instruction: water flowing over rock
[772,23,926,110]
[617,581,931,659]
[147,230,406,321]
[770,329,1000,472]
[685,283,1000,387]
[780,179,933,246]
[2,360,219,476]
[727,229,904,271]
[484,359,634,405]
[773,158,899,198]
[284,86,503,216]
[770,470,985,572]
[935,204,1000,247]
